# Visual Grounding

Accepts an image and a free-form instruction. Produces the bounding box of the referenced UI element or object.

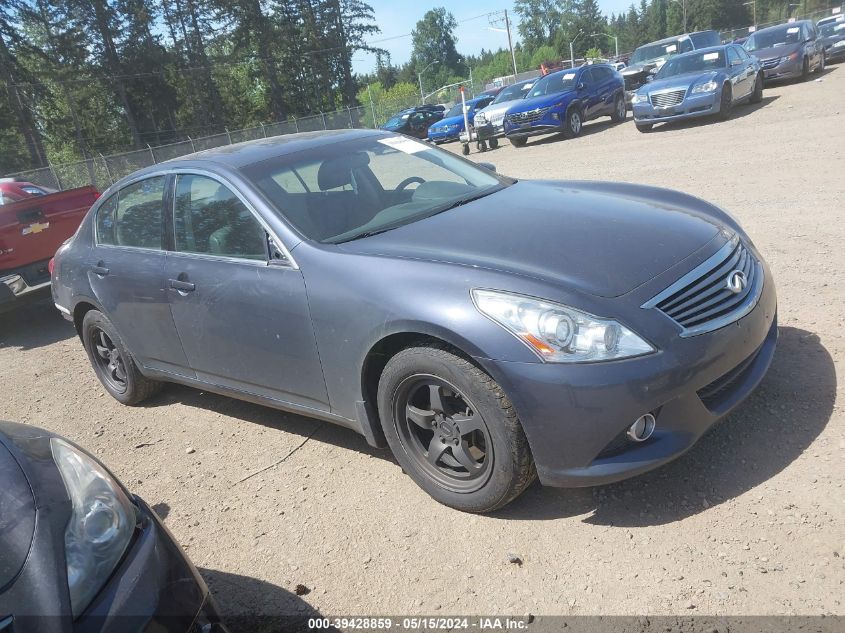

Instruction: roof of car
[162,128,387,170]
[754,19,811,33]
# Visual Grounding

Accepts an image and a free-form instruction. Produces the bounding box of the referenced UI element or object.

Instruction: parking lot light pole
[588,32,619,58]
[569,31,584,69]
[418,60,440,104]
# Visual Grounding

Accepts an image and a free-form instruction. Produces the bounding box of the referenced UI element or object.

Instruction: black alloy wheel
[718,84,733,120]
[90,327,128,394]
[392,376,492,493]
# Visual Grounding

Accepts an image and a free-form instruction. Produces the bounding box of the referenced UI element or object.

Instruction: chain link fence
[4,106,370,192]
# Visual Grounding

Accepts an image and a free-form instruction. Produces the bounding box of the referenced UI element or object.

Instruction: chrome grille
[761,58,780,70]
[643,235,763,337]
[650,89,686,108]
[507,107,551,124]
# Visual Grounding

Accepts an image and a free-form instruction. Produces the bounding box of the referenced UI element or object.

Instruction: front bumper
[825,45,845,62]
[632,91,720,125]
[504,112,566,139]
[427,129,461,143]
[475,122,505,140]
[78,497,229,632]
[762,59,802,80]
[487,265,777,488]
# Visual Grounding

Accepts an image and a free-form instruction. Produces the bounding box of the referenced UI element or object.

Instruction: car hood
[645,70,719,93]
[478,100,522,121]
[0,433,36,591]
[508,92,573,113]
[748,42,801,61]
[430,115,465,130]
[340,180,725,298]
[622,60,663,76]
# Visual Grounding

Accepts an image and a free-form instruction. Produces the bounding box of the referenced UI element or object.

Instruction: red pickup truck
[1,184,99,313]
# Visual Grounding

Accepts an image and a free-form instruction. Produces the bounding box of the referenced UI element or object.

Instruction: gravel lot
[1,66,843,623]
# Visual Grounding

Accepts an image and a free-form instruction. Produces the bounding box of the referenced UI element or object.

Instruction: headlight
[691,80,718,94]
[475,112,487,124]
[51,438,137,618]
[472,289,655,363]
[834,40,845,48]
[781,52,799,63]
[631,92,647,104]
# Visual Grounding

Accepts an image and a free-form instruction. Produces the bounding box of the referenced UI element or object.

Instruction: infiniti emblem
[726,270,748,294]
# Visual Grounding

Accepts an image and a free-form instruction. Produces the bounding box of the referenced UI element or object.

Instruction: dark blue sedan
[502,64,626,147]
[632,45,763,131]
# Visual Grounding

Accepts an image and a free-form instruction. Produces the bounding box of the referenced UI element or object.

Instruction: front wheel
[750,72,764,104]
[563,107,583,138]
[718,84,733,121]
[611,94,627,122]
[801,56,810,81]
[508,137,527,148]
[815,52,825,74]
[82,310,162,405]
[377,345,536,513]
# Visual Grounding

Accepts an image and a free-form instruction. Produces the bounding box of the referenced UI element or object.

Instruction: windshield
[656,49,726,78]
[242,135,504,244]
[382,114,409,129]
[630,40,682,64]
[745,25,803,51]
[492,81,535,104]
[820,22,845,37]
[445,103,467,118]
[529,71,578,97]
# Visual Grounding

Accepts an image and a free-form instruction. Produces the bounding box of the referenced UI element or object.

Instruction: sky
[353,0,634,74]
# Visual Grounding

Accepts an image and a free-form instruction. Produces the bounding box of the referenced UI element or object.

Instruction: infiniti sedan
[0,421,227,631]
[52,130,777,513]
[632,45,763,131]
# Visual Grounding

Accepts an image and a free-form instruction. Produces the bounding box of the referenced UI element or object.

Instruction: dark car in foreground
[503,64,626,147]
[632,45,763,131]
[744,20,825,81]
[52,130,777,513]
[0,421,227,631]
[818,19,845,63]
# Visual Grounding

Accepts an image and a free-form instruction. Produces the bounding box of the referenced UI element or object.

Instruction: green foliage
[584,46,603,60]
[355,81,419,128]
[530,45,562,69]
[411,8,462,79]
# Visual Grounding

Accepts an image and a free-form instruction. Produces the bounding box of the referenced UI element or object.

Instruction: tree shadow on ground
[495,326,835,525]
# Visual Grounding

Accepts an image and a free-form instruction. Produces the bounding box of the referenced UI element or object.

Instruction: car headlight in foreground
[51,438,137,618]
[472,289,654,362]
[691,80,718,94]
[631,92,648,104]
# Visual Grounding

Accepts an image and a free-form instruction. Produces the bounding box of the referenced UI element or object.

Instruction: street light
[569,31,584,69]
[588,32,619,58]
[418,60,440,104]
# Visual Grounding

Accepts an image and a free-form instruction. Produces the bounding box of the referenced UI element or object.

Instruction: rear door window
[96,176,165,250]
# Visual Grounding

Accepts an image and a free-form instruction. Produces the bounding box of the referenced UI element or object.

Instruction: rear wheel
[563,107,583,138]
[610,94,627,122]
[377,345,536,513]
[82,310,162,405]
[718,84,733,120]
[750,72,764,104]
[508,137,527,148]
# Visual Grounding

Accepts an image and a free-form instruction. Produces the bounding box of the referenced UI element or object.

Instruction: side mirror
[477,162,497,173]
[577,82,586,90]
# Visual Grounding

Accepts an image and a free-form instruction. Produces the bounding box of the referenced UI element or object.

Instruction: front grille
[761,58,780,70]
[507,106,551,124]
[643,235,763,336]
[650,89,686,108]
[697,346,760,411]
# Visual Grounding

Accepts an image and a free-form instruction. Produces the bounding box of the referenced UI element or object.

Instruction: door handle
[169,278,195,293]
[91,264,109,276]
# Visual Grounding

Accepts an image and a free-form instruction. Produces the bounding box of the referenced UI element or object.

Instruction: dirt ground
[1,65,843,622]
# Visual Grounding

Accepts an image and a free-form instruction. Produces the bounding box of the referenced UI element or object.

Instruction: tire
[81,309,162,405]
[563,106,583,139]
[750,72,763,104]
[718,84,733,121]
[801,56,810,81]
[610,94,627,122]
[489,137,499,149]
[508,137,527,148]
[635,122,653,133]
[377,344,536,513]
[461,143,470,156]
[815,52,825,74]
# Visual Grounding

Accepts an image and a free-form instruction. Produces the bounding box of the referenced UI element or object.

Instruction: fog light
[627,413,656,442]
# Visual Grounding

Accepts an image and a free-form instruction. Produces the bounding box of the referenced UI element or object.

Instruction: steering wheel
[395,176,425,192]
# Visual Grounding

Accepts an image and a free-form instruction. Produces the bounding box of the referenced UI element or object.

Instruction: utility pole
[504,9,518,77]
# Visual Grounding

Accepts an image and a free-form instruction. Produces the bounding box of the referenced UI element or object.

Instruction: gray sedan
[744,20,826,81]
[52,130,777,512]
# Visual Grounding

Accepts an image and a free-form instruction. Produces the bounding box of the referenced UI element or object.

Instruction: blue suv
[503,64,626,147]
[427,96,494,144]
